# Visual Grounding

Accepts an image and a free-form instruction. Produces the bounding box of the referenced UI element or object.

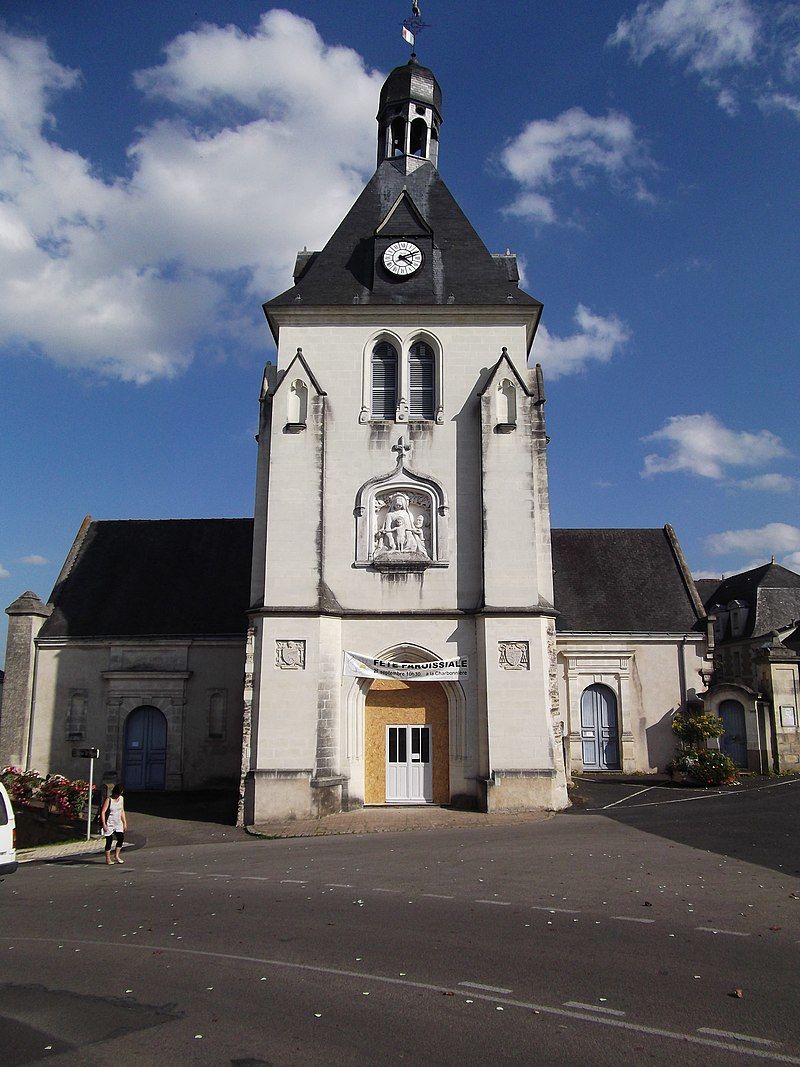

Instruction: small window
[208,691,226,740]
[408,341,435,419]
[371,341,398,418]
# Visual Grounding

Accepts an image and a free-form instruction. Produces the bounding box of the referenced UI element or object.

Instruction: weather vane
[402,1,430,53]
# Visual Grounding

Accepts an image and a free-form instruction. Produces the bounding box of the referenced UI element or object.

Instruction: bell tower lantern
[377,55,442,171]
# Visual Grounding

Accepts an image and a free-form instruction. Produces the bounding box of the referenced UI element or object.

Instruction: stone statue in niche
[374,492,430,561]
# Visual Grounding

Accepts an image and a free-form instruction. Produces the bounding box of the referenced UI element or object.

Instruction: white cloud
[642,413,788,478]
[758,91,800,119]
[784,551,800,571]
[0,14,383,382]
[531,305,631,378]
[500,108,651,224]
[609,0,761,75]
[0,564,9,579]
[692,569,724,579]
[706,522,800,556]
[610,0,800,115]
[18,554,48,565]
[735,472,797,492]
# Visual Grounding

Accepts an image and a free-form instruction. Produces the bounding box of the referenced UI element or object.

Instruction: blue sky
[1,0,799,662]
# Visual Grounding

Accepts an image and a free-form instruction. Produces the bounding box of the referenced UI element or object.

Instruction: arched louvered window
[371,341,398,418]
[408,341,435,419]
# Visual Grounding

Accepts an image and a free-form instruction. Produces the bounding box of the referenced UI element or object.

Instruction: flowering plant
[38,774,90,820]
[1,765,43,804]
[670,749,738,786]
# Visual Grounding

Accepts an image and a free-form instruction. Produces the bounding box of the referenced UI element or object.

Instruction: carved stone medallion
[498,641,529,670]
[275,640,306,670]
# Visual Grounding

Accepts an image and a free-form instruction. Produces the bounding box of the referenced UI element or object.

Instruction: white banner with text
[342,651,468,681]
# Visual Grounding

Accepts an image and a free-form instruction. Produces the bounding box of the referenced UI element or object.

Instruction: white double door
[386,725,433,803]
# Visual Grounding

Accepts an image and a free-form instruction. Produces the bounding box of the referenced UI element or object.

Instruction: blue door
[580,684,620,770]
[719,700,747,768]
[123,706,167,790]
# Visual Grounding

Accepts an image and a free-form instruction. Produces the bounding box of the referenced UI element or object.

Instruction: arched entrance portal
[580,683,620,770]
[364,680,449,804]
[123,706,167,790]
[719,699,748,768]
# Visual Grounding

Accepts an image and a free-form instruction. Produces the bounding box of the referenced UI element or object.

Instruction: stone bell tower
[242,50,568,824]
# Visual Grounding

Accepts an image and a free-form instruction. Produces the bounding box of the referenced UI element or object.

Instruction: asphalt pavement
[1,778,799,1065]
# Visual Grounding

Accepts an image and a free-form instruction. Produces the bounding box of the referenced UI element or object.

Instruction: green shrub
[671,712,724,750]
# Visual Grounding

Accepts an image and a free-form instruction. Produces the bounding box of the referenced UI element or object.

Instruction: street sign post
[72,748,100,840]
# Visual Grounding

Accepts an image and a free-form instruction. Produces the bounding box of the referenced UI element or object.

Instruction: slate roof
[40,519,254,639]
[551,528,703,633]
[694,562,800,641]
[265,159,540,311]
[379,58,442,118]
[36,520,702,638]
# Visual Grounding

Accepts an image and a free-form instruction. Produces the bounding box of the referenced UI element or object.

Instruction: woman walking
[100,784,127,865]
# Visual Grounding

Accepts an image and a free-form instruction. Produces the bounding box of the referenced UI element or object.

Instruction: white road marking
[613,916,655,924]
[696,926,750,937]
[699,1028,780,1047]
[207,874,234,879]
[144,869,166,873]
[421,893,455,899]
[279,879,307,884]
[602,787,655,809]
[325,883,353,888]
[460,982,512,994]
[239,876,271,881]
[530,906,580,914]
[372,888,402,894]
[565,1001,626,1017]
[475,899,511,906]
[587,775,800,812]
[4,938,798,1064]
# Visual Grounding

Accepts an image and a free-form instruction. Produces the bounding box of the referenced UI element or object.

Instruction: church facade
[1,58,713,820]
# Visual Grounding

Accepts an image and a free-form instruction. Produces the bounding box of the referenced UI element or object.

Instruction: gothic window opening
[371,341,398,419]
[408,341,435,419]
[409,118,428,158]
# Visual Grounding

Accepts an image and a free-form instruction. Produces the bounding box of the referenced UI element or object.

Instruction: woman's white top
[105,796,124,833]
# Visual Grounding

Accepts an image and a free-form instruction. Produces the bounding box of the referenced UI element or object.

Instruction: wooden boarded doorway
[364,680,449,805]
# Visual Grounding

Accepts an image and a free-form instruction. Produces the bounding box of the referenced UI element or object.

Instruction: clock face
[383,240,423,277]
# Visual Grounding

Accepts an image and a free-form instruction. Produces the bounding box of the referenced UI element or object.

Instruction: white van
[0,782,18,876]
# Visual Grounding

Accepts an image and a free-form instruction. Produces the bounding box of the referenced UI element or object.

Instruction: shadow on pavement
[566,776,800,877]
[123,789,237,826]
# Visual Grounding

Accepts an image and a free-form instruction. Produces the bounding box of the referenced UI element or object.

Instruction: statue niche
[354,437,448,571]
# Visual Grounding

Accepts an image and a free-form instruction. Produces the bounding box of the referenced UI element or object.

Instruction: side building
[696,562,800,773]
[0,519,250,790]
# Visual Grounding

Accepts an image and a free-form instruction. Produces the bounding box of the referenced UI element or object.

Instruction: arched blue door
[123,706,167,790]
[719,700,747,768]
[580,684,620,770]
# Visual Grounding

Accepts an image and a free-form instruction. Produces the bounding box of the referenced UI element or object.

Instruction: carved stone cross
[392,435,412,463]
